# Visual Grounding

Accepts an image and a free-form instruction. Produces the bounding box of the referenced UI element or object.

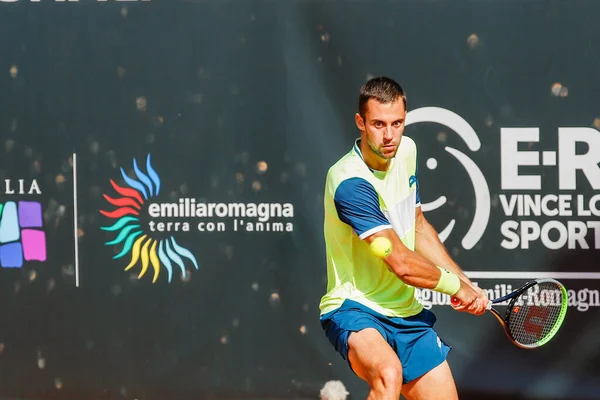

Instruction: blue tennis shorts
[320,299,451,383]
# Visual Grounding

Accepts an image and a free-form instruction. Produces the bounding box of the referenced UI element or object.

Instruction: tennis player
[319,76,489,399]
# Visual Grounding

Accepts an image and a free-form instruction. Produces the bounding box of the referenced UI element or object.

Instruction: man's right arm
[364,229,483,314]
[334,177,486,315]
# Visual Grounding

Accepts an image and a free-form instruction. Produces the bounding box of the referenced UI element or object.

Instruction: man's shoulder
[327,150,366,180]
[398,135,417,156]
[393,135,418,171]
[325,149,370,195]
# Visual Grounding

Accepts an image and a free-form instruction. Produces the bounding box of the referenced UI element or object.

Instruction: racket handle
[450,296,492,310]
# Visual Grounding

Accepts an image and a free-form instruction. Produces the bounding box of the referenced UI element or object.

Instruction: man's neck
[359,140,391,171]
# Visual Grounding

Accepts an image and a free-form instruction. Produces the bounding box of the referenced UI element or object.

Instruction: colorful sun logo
[100,155,198,283]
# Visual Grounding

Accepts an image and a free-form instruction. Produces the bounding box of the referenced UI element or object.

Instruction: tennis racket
[451,278,568,349]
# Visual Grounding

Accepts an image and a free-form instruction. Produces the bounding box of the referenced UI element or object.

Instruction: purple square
[18,201,43,228]
[22,230,46,262]
[0,242,23,268]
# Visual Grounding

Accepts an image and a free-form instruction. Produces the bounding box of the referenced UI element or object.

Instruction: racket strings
[507,282,564,346]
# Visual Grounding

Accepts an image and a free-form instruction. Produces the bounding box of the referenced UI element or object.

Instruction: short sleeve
[334,177,392,239]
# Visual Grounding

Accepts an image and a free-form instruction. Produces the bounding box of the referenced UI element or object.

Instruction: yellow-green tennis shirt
[319,136,424,318]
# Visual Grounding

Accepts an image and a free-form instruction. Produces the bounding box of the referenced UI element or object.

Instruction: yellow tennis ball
[370,237,392,259]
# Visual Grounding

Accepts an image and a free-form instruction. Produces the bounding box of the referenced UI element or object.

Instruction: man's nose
[383,127,393,140]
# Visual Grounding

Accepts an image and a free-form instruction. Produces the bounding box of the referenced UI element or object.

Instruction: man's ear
[355,113,365,131]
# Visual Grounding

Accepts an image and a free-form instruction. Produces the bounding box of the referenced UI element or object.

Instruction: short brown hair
[358,76,407,118]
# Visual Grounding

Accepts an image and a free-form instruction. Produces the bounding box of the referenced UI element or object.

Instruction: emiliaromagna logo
[100,155,198,283]
[100,154,295,283]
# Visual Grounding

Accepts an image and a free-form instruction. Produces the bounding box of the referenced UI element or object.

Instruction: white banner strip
[464,271,600,280]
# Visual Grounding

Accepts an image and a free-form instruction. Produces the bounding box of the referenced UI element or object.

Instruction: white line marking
[73,153,79,288]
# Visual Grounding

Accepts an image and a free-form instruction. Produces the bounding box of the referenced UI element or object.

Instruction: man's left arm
[414,207,480,292]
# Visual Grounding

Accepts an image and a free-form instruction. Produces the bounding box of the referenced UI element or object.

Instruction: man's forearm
[414,217,472,284]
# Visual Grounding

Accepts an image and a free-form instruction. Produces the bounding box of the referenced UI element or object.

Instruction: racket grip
[450,296,492,310]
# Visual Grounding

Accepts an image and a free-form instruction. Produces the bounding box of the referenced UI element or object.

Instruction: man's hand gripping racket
[451,279,568,349]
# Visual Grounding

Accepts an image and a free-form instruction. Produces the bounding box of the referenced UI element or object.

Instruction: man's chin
[379,147,397,159]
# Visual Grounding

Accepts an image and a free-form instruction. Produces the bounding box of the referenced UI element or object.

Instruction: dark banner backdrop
[0,1,598,399]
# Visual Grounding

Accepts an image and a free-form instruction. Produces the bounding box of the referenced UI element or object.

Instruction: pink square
[21,229,46,262]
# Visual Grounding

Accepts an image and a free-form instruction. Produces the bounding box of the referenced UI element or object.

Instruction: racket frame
[489,278,568,349]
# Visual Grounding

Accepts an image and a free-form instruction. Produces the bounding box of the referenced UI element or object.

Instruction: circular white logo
[406,107,491,250]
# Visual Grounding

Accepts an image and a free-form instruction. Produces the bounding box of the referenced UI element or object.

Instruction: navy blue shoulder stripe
[333,177,390,237]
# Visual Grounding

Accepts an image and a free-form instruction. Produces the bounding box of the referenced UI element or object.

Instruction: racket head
[501,278,568,349]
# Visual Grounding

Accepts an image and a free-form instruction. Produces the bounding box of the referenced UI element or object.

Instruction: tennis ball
[370,236,392,259]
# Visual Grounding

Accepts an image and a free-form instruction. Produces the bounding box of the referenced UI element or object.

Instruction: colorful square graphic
[0,201,20,243]
[22,230,46,262]
[0,201,46,268]
[18,201,43,228]
[0,242,23,268]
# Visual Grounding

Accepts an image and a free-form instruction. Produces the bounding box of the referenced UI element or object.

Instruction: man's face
[356,98,407,160]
